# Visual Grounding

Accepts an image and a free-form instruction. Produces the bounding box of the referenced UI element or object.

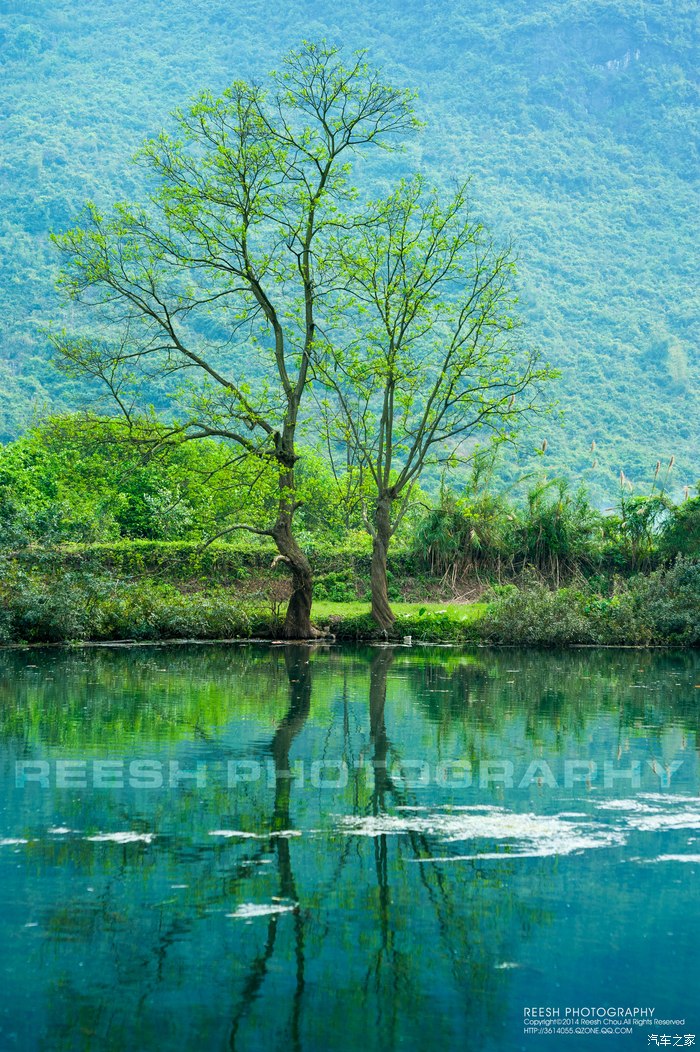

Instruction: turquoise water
[0,643,699,1051]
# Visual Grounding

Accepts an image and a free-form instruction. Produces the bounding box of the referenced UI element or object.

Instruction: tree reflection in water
[229,645,313,1052]
[0,644,697,1051]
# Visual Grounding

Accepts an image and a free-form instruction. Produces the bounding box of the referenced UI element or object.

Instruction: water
[0,643,699,1051]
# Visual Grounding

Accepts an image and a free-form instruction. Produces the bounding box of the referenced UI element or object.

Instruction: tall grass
[412,470,699,587]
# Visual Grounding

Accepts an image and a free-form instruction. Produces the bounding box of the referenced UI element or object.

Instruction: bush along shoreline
[1,416,699,647]
[0,544,697,647]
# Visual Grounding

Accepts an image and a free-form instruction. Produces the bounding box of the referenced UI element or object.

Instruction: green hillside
[0,0,697,501]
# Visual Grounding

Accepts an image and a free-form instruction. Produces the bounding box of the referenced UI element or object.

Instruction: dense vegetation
[1,0,698,501]
[3,417,697,562]
[1,416,697,645]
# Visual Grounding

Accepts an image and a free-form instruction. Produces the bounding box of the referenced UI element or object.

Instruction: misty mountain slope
[0,0,697,499]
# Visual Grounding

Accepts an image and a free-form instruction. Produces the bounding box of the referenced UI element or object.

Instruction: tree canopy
[318,176,551,626]
[51,41,418,635]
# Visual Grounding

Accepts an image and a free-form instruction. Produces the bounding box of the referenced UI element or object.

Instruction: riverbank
[0,546,697,646]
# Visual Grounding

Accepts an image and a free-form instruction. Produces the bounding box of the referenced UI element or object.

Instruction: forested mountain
[0,0,697,501]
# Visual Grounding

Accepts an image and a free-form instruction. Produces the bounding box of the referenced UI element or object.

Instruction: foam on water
[209,830,266,839]
[650,854,700,863]
[597,796,700,832]
[339,795,700,858]
[87,832,156,843]
[596,800,659,812]
[338,808,625,856]
[227,902,297,919]
[209,829,302,839]
[625,810,700,832]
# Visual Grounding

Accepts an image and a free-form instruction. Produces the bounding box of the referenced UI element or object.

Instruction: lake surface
[0,643,699,1051]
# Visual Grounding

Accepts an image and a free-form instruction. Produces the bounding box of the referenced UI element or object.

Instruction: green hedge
[5,540,423,580]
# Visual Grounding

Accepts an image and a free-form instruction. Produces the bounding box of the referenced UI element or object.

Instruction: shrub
[479,583,597,646]
[633,557,700,644]
[579,589,651,646]
[0,563,266,644]
[5,539,420,582]
[313,570,358,602]
[480,561,700,647]
[327,612,379,640]
[0,563,104,642]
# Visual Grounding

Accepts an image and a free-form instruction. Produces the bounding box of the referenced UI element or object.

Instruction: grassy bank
[0,545,698,646]
[317,602,488,643]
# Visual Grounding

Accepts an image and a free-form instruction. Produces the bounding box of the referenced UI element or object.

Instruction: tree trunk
[271,517,314,639]
[370,496,396,631]
[269,445,315,639]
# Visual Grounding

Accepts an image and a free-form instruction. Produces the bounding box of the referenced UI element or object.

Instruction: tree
[50,41,417,638]
[317,177,552,629]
